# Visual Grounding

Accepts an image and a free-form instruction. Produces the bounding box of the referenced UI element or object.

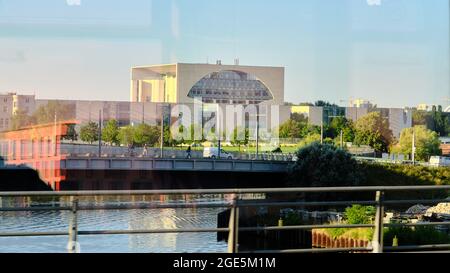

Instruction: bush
[344,205,375,225]
[384,226,450,246]
[288,143,362,188]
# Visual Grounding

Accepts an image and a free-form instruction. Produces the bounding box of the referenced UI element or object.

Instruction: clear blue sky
[0,0,448,108]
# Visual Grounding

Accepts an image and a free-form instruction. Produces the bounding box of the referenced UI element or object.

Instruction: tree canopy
[79,122,99,144]
[354,112,393,153]
[288,143,362,188]
[392,125,442,161]
[102,119,120,145]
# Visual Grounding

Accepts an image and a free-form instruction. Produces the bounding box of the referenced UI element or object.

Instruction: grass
[318,223,374,241]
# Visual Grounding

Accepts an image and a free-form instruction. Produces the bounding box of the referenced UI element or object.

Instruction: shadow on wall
[0,156,52,191]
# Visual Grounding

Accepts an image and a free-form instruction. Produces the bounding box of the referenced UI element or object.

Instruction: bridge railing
[0,186,449,253]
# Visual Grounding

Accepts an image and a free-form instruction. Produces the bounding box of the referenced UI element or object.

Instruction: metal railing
[0,186,449,253]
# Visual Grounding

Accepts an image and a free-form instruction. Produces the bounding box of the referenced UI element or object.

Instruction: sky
[0,0,449,108]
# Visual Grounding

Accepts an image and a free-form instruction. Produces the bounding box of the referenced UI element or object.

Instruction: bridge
[0,122,292,191]
[62,157,290,173]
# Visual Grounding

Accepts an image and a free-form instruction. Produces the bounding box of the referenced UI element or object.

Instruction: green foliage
[298,133,321,147]
[314,100,338,107]
[290,113,308,123]
[163,124,174,146]
[79,122,99,144]
[354,112,393,153]
[184,124,204,145]
[231,127,249,149]
[279,117,321,141]
[392,125,442,161]
[326,228,348,239]
[328,117,355,142]
[102,120,120,145]
[133,123,160,147]
[362,163,450,187]
[283,212,302,226]
[384,226,450,246]
[288,143,362,188]
[344,205,375,225]
[118,125,134,146]
[279,119,304,139]
[412,108,450,137]
[358,163,450,201]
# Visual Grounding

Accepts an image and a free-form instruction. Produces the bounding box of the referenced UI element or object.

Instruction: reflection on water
[0,194,259,253]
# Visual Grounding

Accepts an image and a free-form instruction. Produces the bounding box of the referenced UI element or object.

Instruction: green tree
[314,100,338,107]
[231,127,249,151]
[328,116,355,142]
[290,113,308,123]
[298,132,321,147]
[413,107,450,137]
[279,119,303,139]
[393,125,442,161]
[102,120,120,145]
[354,112,393,153]
[118,125,135,146]
[288,143,362,188]
[79,122,99,144]
[185,124,204,145]
[430,106,450,136]
[163,124,174,146]
[133,123,161,147]
[344,205,375,225]
[412,110,429,127]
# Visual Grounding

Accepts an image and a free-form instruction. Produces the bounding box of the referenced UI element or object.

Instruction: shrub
[344,205,375,225]
[384,226,450,246]
[288,143,362,188]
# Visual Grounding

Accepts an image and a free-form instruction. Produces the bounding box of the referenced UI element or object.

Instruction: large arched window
[188,70,273,104]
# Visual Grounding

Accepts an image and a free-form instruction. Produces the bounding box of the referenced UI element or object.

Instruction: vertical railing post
[68,197,79,253]
[227,194,239,253]
[372,191,384,253]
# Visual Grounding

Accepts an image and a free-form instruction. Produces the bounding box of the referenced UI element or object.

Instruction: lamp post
[256,105,260,159]
[217,103,221,159]
[412,128,416,165]
[98,109,102,157]
[160,104,164,158]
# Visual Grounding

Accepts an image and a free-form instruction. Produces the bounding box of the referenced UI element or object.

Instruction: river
[0,195,235,253]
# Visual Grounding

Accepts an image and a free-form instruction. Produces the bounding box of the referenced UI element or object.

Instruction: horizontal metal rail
[1,185,449,197]
[0,202,232,212]
[384,244,450,251]
[241,247,374,253]
[0,186,449,253]
[239,224,375,232]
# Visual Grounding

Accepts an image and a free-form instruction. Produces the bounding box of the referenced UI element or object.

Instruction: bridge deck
[61,157,291,173]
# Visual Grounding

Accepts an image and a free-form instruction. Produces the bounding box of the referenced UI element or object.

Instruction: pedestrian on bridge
[186,146,192,159]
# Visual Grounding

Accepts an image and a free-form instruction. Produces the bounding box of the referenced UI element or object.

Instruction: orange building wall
[0,121,77,190]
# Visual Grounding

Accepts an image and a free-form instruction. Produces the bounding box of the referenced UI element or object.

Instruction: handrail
[0,186,449,253]
[1,185,449,197]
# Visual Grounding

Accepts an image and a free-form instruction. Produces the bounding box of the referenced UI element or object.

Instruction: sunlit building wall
[130,63,285,106]
[0,93,35,132]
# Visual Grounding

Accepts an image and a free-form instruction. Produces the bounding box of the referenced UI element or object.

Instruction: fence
[0,186,450,253]
[60,143,297,161]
